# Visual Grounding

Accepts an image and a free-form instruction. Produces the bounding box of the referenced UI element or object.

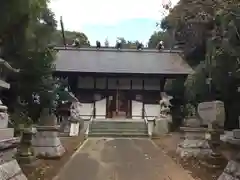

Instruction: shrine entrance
[107,90,131,119]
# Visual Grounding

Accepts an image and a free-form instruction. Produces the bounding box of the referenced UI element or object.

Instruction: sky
[49,0,179,46]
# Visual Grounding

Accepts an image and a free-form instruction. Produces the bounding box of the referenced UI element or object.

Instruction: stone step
[88,132,148,138]
[90,129,148,133]
[0,128,14,141]
[91,120,145,124]
[90,123,146,129]
[90,125,147,129]
[88,120,148,137]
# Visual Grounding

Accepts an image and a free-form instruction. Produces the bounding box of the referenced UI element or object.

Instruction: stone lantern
[0,58,27,178]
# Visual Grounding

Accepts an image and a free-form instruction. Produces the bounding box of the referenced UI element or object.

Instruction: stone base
[218,160,240,180]
[69,122,80,136]
[0,128,14,141]
[0,159,27,180]
[233,129,240,139]
[177,139,212,158]
[16,155,37,166]
[32,128,65,158]
[177,127,212,158]
[153,118,170,136]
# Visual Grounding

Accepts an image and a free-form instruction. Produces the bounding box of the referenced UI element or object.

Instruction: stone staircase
[88,119,148,137]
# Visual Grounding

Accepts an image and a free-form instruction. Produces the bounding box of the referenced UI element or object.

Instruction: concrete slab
[54,138,195,180]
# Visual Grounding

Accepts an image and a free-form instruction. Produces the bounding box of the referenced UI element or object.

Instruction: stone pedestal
[227,129,240,145]
[33,110,65,158]
[69,118,80,137]
[177,127,212,158]
[32,125,65,158]
[147,120,155,137]
[153,117,171,136]
[0,137,27,180]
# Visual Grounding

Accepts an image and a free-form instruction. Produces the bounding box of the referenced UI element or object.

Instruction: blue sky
[49,0,179,46]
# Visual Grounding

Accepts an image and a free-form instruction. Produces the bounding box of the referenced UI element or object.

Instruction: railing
[143,108,157,126]
[85,107,95,136]
[143,108,148,125]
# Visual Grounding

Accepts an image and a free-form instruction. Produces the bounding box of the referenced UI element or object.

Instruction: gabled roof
[54,47,193,75]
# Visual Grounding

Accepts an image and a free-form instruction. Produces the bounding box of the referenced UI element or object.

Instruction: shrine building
[53,47,193,120]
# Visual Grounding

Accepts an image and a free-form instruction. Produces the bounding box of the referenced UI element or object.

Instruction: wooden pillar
[105,77,108,118]
[160,77,167,97]
[68,74,78,94]
[93,76,96,118]
[129,79,133,118]
[142,78,145,119]
[116,79,119,116]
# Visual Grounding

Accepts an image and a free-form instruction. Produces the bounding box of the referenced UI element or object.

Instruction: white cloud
[49,0,179,31]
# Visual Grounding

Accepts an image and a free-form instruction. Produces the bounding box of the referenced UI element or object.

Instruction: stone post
[32,109,65,158]
[16,127,36,165]
[201,128,226,168]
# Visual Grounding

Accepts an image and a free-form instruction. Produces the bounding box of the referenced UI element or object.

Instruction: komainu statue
[159,92,173,123]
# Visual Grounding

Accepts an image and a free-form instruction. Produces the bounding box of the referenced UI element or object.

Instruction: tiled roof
[54,47,193,75]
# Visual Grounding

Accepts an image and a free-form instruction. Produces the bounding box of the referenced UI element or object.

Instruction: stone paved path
[54,138,195,180]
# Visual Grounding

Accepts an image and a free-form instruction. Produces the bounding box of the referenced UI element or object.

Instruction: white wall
[79,103,93,120]
[144,104,159,120]
[132,100,143,119]
[95,98,106,119]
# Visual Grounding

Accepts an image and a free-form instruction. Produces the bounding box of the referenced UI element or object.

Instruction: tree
[116,37,143,48]
[51,30,90,46]
[163,0,240,128]
[0,0,58,122]
[148,31,172,48]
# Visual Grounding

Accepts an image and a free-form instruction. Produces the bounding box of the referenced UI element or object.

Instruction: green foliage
[148,31,172,48]
[164,78,185,96]
[116,37,142,48]
[184,62,209,103]
[51,30,90,46]
[0,0,60,123]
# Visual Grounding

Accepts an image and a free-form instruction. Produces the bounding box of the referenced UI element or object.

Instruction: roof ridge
[54,47,183,53]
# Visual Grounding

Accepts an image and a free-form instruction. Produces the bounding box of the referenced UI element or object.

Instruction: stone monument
[0,58,27,179]
[176,103,212,158]
[32,108,65,158]
[152,92,173,137]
